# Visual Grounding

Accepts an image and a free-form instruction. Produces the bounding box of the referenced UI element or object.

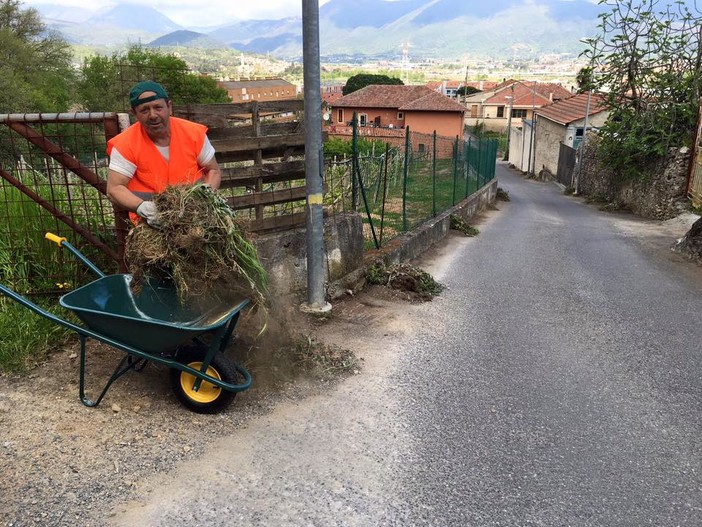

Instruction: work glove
[136,200,163,228]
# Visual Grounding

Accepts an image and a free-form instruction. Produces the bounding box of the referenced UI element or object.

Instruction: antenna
[400,41,413,83]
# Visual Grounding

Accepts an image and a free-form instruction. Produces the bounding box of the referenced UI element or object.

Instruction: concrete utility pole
[574,90,592,195]
[504,92,514,161]
[301,0,331,314]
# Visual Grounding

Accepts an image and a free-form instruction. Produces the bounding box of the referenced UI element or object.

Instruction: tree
[0,0,74,112]
[342,74,403,95]
[78,45,230,112]
[456,86,481,97]
[581,0,702,179]
[575,66,597,93]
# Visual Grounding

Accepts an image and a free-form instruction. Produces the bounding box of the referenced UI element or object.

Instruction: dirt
[0,198,699,527]
[0,277,425,527]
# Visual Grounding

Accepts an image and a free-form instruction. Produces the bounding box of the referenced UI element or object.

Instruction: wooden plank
[215,146,305,164]
[227,186,307,210]
[220,160,305,187]
[175,100,304,118]
[247,211,307,233]
[212,133,305,153]
[207,121,304,140]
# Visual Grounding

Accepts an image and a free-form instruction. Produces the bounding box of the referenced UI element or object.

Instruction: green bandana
[129,81,169,109]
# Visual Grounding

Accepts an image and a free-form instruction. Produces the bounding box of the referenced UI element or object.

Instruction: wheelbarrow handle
[45,232,67,246]
[45,232,105,278]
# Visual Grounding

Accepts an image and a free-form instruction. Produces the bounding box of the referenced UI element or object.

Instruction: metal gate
[688,100,702,207]
[557,143,576,187]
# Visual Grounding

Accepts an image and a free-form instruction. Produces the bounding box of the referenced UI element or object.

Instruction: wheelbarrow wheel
[170,347,238,414]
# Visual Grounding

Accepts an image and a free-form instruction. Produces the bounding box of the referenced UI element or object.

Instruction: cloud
[20,0,330,27]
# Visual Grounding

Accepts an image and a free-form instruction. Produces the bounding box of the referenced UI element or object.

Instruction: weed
[0,299,73,372]
[366,260,387,285]
[496,187,511,201]
[450,215,480,237]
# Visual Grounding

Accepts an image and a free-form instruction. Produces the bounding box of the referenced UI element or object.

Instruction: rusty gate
[557,143,577,188]
[688,100,702,208]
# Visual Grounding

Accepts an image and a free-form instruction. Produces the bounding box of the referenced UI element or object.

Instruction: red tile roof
[322,92,343,105]
[484,81,574,108]
[333,85,465,112]
[535,92,608,125]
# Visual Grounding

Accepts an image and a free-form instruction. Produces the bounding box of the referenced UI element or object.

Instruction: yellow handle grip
[45,233,67,246]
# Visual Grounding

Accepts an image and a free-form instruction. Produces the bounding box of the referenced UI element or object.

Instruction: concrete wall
[534,118,563,178]
[255,180,498,301]
[255,213,365,301]
[508,120,534,173]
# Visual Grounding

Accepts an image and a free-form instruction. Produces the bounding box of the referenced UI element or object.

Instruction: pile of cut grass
[367,261,444,301]
[450,214,480,237]
[125,184,268,310]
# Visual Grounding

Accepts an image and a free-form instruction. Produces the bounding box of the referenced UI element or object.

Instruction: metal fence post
[432,131,437,217]
[351,112,359,211]
[402,126,410,232]
[452,136,459,205]
[464,140,470,198]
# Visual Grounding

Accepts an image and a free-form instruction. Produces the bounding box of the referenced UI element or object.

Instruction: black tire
[170,347,238,414]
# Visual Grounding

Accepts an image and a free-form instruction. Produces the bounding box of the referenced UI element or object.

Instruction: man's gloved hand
[136,200,163,228]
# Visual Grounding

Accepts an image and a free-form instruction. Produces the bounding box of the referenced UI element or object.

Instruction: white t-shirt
[109,137,216,178]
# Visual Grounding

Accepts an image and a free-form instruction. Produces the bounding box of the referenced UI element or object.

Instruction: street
[110,164,702,526]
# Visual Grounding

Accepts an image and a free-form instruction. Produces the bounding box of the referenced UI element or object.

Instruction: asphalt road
[110,164,702,526]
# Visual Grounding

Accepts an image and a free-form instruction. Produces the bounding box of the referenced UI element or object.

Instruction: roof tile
[333,85,465,112]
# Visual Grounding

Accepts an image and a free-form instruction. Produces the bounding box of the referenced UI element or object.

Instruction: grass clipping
[125,184,268,310]
[367,261,444,301]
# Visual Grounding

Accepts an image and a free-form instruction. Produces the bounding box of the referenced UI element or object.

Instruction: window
[359,114,367,127]
[511,109,527,119]
[418,143,426,153]
[337,109,343,123]
[497,106,505,118]
[397,112,404,119]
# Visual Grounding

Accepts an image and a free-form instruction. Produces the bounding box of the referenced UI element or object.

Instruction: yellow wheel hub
[180,362,222,404]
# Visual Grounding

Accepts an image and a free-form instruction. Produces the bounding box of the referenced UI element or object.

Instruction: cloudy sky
[20,0,332,27]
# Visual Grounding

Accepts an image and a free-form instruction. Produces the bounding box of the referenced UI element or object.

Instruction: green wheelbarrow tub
[59,274,249,355]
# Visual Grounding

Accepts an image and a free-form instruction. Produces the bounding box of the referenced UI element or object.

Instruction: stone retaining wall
[578,135,691,220]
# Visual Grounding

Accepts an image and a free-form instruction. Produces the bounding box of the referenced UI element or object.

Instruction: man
[106,80,222,227]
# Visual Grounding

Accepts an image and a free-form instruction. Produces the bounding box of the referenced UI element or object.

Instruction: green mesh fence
[324,120,498,249]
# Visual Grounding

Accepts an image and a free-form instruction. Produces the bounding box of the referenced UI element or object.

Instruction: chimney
[549,92,553,102]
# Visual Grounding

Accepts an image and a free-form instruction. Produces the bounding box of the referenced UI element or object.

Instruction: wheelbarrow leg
[190,323,228,392]
[78,335,144,408]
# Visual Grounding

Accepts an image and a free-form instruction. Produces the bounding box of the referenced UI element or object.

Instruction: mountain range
[35,0,607,60]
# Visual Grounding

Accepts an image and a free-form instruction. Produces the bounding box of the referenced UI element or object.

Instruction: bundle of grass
[125,183,268,310]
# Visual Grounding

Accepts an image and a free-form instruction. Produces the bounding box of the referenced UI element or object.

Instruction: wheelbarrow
[0,233,253,414]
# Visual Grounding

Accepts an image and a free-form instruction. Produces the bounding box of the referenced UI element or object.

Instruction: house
[330,84,466,139]
[426,80,499,99]
[464,80,574,132]
[321,83,344,123]
[509,92,609,176]
[218,78,297,103]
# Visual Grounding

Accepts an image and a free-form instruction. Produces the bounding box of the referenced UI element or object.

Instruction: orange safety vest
[107,117,208,221]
